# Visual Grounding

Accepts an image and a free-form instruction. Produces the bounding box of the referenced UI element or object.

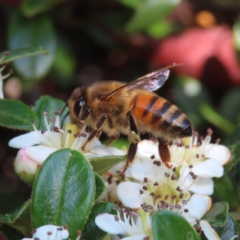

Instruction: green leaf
[214,216,236,240]
[229,211,240,234]
[214,176,239,208]
[219,89,240,125]
[119,0,145,8]
[81,202,117,240]
[0,47,49,64]
[21,0,64,17]
[147,20,174,38]
[235,219,240,235]
[33,95,68,130]
[223,124,240,173]
[102,137,129,150]
[0,99,38,130]
[126,0,180,32]
[8,14,56,81]
[0,200,32,236]
[203,202,229,227]
[51,40,76,85]
[90,155,126,175]
[32,149,95,239]
[200,103,235,134]
[95,173,106,200]
[152,210,200,240]
[224,124,240,146]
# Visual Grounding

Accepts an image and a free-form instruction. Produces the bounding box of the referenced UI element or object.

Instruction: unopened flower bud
[14,148,40,185]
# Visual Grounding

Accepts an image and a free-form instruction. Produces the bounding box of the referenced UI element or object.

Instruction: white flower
[9,111,125,183]
[95,208,151,240]
[117,163,211,224]
[128,131,231,195]
[22,225,70,240]
[95,205,220,240]
[22,225,83,240]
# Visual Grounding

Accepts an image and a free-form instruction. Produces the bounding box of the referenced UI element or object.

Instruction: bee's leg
[82,113,108,150]
[78,107,91,128]
[106,135,119,146]
[158,138,170,163]
[123,111,140,172]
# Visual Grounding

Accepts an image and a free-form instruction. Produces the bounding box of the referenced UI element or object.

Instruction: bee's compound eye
[74,98,85,116]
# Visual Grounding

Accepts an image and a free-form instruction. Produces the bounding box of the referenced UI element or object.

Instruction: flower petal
[182,194,211,225]
[9,131,41,148]
[127,159,153,181]
[25,146,57,164]
[117,182,143,208]
[200,220,220,240]
[189,177,214,195]
[33,225,69,240]
[95,213,126,235]
[192,160,223,178]
[90,145,126,158]
[135,140,160,160]
[205,144,231,165]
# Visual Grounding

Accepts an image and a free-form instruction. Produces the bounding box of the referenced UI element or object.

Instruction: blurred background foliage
[0,0,240,235]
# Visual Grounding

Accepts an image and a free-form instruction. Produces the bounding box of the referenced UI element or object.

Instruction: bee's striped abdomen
[131,93,192,139]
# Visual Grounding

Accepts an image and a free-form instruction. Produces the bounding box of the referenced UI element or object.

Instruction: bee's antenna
[60,102,69,129]
[60,102,68,116]
[61,111,70,129]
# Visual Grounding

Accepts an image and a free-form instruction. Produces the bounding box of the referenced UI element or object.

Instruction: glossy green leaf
[203,202,228,227]
[0,47,49,64]
[95,173,106,200]
[214,176,239,208]
[152,210,200,240]
[0,99,38,130]
[90,155,126,175]
[81,202,117,240]
[21,0,64,17]
[32,149,95,239]
[214,216,236,240]
[126,0,180,32]
[0,200,32,236]
[8,14,56,81]
[33,95,68,130]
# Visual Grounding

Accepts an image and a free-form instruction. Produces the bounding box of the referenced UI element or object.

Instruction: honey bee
[68,65,192,171]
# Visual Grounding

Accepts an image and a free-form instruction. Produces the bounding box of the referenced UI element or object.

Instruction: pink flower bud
[14,148,40,185]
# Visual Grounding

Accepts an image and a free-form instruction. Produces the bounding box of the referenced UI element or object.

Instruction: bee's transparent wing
[101,64,181,100]
[126,68,170,92]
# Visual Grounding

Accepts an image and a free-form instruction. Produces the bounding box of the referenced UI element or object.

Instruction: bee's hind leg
[82,113,108,150]
[106,135,119,146]
[123,111,140,173]
[158,138,170,163]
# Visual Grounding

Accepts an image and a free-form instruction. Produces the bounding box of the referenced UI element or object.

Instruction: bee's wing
[126,67,170,92]
[102,64,179,100]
